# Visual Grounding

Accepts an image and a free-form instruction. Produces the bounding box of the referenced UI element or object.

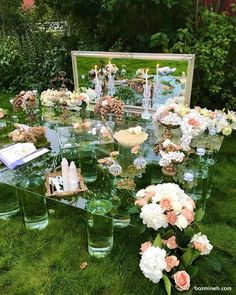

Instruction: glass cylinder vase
[18,176,48,230]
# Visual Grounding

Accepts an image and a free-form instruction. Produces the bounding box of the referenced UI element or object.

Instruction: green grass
[76,56,187,88]
[0,93,235,294]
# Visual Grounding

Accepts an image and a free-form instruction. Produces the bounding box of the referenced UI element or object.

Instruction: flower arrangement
[9,123,46,143]
[40,88,95,108]
[153,104,183,127]
[11,90,37,112]
[135,183,195,230]
[153,139,185,176]
[135,183,214,294]
[180,110,208,151]
[94,95,124,125]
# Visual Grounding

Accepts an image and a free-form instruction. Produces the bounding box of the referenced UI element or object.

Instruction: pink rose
[188,118,200,127]
[131,145,140,154]
[163,236,178,249]
[166,211,177,225]
[160,197,172,210]
[135,197,148,207]
[165,255,179,272]
[0,112,4,119]
[78,93,86,101]
[181,208,195,224]
[140,241,152,254]
[173,271,190,291]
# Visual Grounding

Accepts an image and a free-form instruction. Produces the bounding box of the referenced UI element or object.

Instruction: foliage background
[0,0,235,108]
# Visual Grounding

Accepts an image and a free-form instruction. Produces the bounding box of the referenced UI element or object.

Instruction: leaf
[163,274,172,295]
[204,256,222,272]
[153,233,163,248]
[128,206,139,214]
[182,247,194,267]
[194,208,205,222]
[139,224,147,234]
[80,262,88,270]
[186,265,199,278]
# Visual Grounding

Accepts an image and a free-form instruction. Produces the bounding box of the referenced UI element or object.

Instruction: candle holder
[141,84,151,120]
[94,78,102,100]
[152,75,161,107]
[107,73,115,96]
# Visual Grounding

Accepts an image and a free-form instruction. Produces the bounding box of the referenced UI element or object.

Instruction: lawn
[0,93,235,294]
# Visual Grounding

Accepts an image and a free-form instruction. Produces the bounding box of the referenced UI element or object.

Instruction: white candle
[69,161,79,190]
[156,64,159,76]
[108,61,112,77]
[95,65,98,82]
[61,158,69,191]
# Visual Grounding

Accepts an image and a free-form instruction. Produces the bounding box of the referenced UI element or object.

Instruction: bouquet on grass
[135,183,215,294]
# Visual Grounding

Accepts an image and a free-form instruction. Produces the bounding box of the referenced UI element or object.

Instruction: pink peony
[165,255,179,272]
[173,271,190,291]
[140,241,152,254]
[166,211,177,225]
[163,236,178,249]
[131,145,140,154]
[181,208,195,224]
[160,197,172,210]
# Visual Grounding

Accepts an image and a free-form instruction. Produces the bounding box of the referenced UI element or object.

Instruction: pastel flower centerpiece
[136,183,214,294]
[153,103,183,139]
[135,183,195,230]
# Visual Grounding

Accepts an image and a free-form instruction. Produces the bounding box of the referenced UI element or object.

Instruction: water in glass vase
[0,183,20,219]
[18,176,48,230]
[79,147,97,183]
[87,199,113,258]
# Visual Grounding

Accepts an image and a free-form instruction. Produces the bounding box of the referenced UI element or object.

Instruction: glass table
[0,103,235,294]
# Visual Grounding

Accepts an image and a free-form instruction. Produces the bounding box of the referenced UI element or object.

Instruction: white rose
[136,189,146,199]
[172,201,182,214]
[190,233,213,255]
[175,214,188,230]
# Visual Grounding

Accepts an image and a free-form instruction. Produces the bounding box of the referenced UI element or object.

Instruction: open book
[0,143,49,169]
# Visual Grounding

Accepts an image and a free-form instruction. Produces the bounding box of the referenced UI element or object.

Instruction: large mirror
[71,51,195,111]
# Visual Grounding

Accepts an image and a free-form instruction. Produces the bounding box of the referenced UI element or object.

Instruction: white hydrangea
[140,203,168,230]
[140,246,167,283]
[190,233,213,255]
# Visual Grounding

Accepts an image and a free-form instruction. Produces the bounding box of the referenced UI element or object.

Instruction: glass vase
[0,183,20,219]
[18,176,48,230]
[87,199,113,258]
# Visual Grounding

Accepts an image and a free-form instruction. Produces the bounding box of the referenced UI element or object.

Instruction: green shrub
[173,9,236,109]
[0,36,22,90]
